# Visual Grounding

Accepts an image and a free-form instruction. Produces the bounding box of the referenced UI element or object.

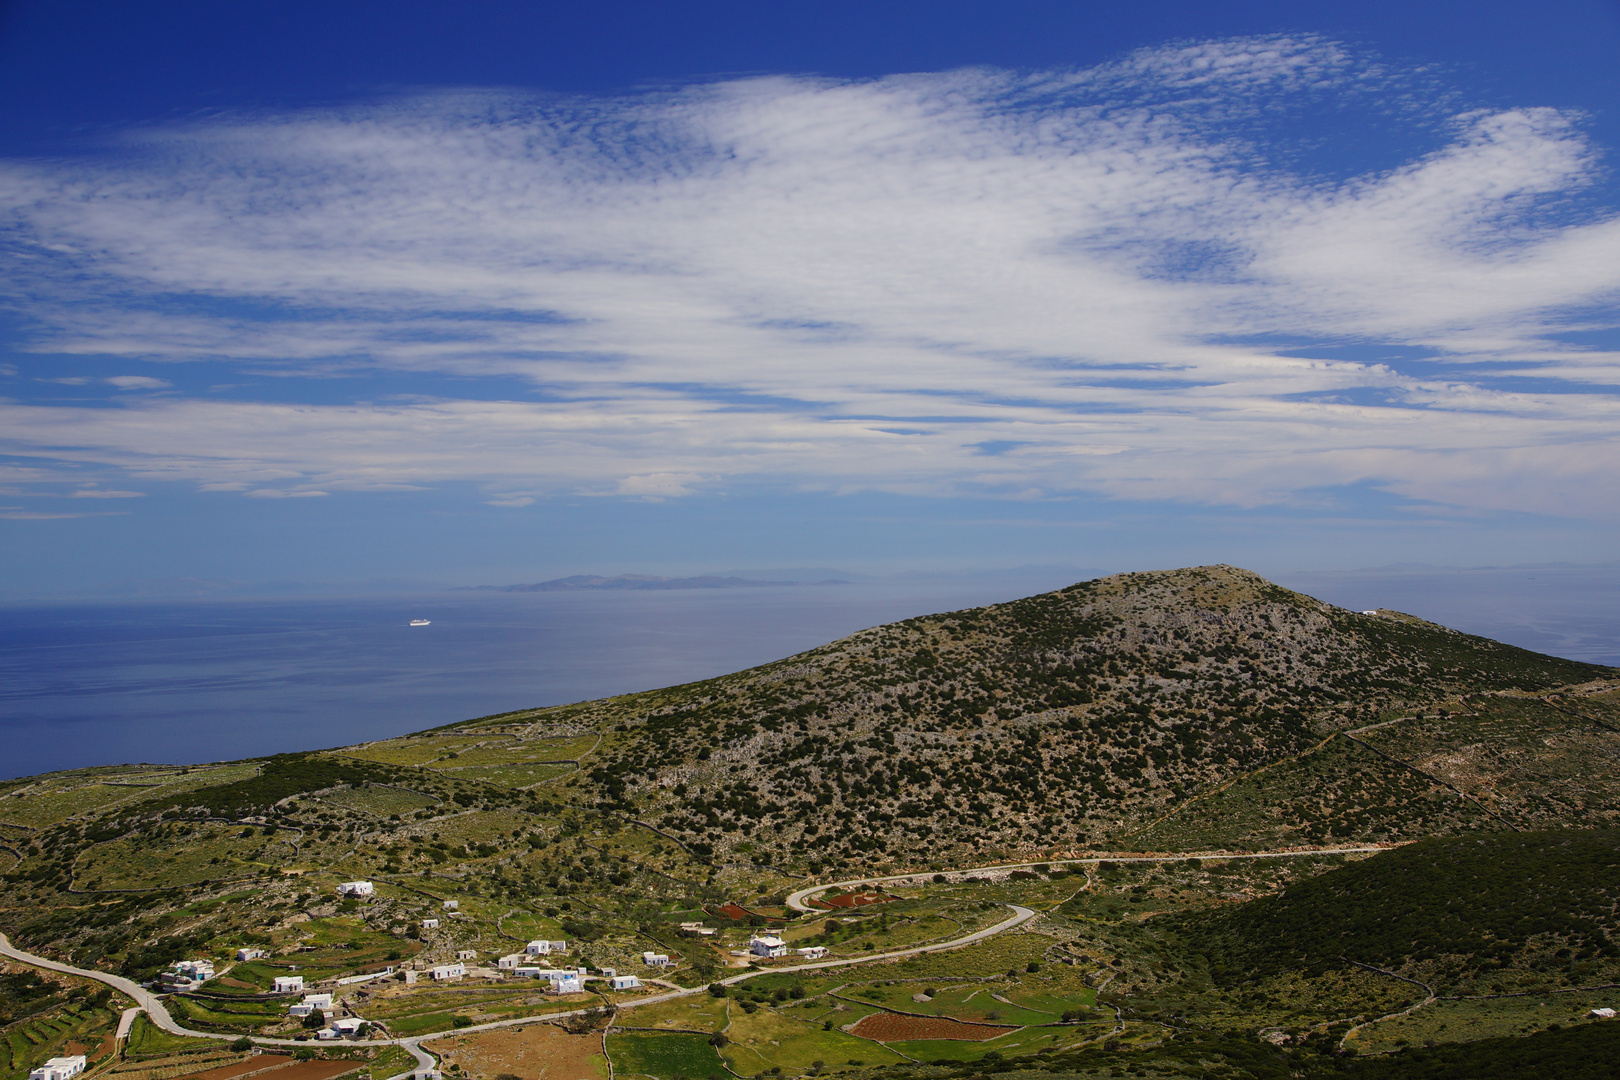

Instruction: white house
[610,975,641,990]
[30,1057,85,1080]
[161,960,216,990]
[273,975,305,994]
[749,936,788,958]
[421,918,440,931]
[641,952,670,967]
[525,939,568,956]
[441,900,458,911]
[455,949,477,961]
[290,992,333,1016]
[1592,1007,1617,1019]
[336,881,375,898]
[550,975,582,994]
[678,922,718,937]
[795,946,828,960]
[236,948,267,961]
[597,967,617,978]
[330,1017,368,1036]
[497,954,526,969]
[430,963,466,981]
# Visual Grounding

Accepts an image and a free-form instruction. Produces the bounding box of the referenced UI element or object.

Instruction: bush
[452,1015,473,1028]
[293,1049,317,1062]
[230,1038,254,1052]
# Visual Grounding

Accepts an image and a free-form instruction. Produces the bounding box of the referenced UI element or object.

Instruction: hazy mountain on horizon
[456,572,857,592]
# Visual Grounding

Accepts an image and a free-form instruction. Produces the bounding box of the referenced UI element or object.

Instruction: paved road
[785,845,1392,912]
[0,932,379,1049]
[2,900,1037,1080]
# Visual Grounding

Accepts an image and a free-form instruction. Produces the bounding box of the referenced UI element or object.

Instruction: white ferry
[409,619,431,627]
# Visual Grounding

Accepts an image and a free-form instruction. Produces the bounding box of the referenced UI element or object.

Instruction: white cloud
[105,375,171,390]
[0,36,1617,518]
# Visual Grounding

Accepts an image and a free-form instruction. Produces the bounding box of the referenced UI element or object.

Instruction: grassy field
[438,763,576,789]
[1349,994,1620,1054]
[123,1014,219,1057]
[722,1007,908,1074]
[314,786,440,817]
[1,766,260,829]
[336,737,511,767]
[75,823,292,889]
[607,1033,729,1080]
[431,737,597,768]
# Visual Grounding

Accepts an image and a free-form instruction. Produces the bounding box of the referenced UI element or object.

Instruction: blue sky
[2,0,1619,597]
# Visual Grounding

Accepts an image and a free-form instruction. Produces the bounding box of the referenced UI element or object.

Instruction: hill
[3,565,1620,1080]
[525,565,1619,869]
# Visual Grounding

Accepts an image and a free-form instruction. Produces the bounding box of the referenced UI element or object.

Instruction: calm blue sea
[5,565,1617,781]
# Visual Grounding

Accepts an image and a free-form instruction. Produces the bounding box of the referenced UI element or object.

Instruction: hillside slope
[463,565,1616,870]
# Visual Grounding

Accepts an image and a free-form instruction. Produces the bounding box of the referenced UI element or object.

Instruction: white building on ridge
[30,1057,85,1080]
[336,881,375,898]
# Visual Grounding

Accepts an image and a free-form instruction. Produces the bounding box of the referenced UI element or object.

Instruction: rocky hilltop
[528,565,1617,869]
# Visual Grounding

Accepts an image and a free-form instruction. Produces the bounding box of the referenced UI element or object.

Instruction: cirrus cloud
[1,35,1617,516]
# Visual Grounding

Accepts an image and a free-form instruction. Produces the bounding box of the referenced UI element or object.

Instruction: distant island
[457,573,851,592]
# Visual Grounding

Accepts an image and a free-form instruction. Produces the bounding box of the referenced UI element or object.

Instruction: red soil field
[811,892,894,909]
[850,1013,1016,1042]
[252,1059,368,1080]
[179,1057,366,1080]
[181,1056,295,1080]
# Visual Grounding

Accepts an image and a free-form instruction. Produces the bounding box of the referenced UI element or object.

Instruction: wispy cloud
[1,36,1616,515]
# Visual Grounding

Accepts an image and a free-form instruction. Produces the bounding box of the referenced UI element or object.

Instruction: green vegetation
[606,1033,727,1079]
[2,567,1618,1080]
[1182,829,1620,990]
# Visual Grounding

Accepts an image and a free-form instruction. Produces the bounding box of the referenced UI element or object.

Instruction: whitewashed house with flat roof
[289,992,332,1016]
[273,975,305,994]
[796,946,828,960]
[641,951,670,967]
[610,975,641,990]
[430,963,466,981]
[236,948,267,961]
[30,1057,85,1080]
[420,918,439,930]
[749,936,788,958]
[336,881,375,898]
[550,974,582,993]
[497,953,526,969]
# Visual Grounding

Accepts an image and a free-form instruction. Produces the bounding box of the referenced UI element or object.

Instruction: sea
[4,564,1618,781]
